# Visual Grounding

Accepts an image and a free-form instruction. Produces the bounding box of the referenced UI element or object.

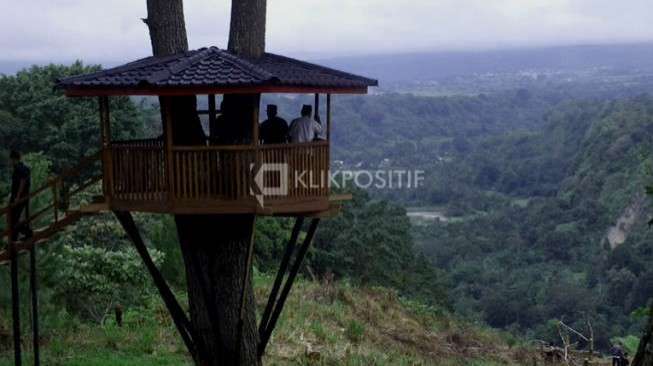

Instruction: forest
[1,58,653,363]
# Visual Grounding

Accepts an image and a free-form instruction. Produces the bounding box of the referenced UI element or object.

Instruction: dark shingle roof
[58,47,377,96]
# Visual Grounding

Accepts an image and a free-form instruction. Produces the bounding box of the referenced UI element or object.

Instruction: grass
[1,274,529,365]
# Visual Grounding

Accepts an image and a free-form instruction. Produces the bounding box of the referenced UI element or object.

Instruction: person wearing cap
[289,104,322,143]
[259,104,289,144]
[8,150,33,241]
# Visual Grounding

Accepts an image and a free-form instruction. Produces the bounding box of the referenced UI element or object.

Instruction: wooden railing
[258,142,330,200]
[1,152,102,242]
[171,146,256,201]
[106,140,330,206]
[110,138,166,202]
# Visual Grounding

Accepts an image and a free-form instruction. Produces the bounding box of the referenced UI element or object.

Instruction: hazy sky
[2,0,652,62]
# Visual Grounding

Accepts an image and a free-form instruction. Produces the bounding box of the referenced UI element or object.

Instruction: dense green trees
[0,63,153,175]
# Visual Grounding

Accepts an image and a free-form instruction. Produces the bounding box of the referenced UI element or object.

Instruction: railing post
[163,97,175,206]
[99,96,113,203]
[326,94,331,141]
[326,94,332,196]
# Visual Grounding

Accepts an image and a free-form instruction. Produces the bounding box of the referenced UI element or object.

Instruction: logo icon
[250,163,289,207]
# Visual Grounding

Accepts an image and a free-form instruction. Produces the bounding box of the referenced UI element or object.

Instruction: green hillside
[0,274,527,366]
[314,90,653,348]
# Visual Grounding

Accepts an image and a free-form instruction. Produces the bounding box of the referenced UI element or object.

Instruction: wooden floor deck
[84,194,351,217]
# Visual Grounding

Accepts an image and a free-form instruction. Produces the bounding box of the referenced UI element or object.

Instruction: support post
[258,217,303,335]
[112,210,203,365]
[208,94,216,139]
[163,98,176,204]
[326,94,331,141]
[258,218,320,358]
[252,99,260,145]
[9,206,22,366]
[99,96,112,201]
[314,94,320,122]
[29,248,39,366]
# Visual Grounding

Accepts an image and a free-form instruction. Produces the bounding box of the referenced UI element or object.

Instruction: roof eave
[62,84,371,97]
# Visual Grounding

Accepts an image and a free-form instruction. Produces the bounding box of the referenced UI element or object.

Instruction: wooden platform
[80,194,351,217]
[103,140,334,216]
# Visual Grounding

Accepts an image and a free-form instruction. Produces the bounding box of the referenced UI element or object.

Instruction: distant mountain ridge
[4,43,652,83]
[319,43,653,83]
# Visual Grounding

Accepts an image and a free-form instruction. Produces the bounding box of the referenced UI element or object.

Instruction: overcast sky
[2,0,652,63]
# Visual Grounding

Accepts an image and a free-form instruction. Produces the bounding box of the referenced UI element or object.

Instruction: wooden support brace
[326,94,331,141]
[112,210,204,365]
[30,248,40,366]
[258,217,304,336]
[258,218,320,358]
[208,94,217,138]
[8,207,22,366]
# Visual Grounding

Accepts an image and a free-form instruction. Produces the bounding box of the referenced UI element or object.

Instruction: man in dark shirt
[610,344,625,366]
[9,150,32,241]
[259,104,289,144]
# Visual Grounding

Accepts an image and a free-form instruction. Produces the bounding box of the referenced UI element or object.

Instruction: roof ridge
[219,50,277,82]
[146,48,214,84]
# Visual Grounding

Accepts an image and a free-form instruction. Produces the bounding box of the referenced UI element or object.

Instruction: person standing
[610,343,625,366]
[8,150,33,241]
[289,105,322,143]
[259,104,289,144]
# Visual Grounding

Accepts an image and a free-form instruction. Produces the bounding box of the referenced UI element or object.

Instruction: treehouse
[57,46,378,216]
[1,47,377,365]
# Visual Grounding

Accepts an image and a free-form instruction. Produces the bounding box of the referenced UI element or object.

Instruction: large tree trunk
[634,307,653,366]
[228,0,267,58]
[144,1,265,365]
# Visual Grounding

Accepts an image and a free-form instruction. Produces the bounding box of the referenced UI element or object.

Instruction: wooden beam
[163,98,176,203]
[29,248,40,366]
[326,94,331,141]
[252,98,260,146]
[208,94,217,138]
[112,210,204,365]
[64,85,369,97]
[0,212,85,264]
[258,218,320,358]
[258,217,303,337]
[99,96,112,199]
[9,209,21,366]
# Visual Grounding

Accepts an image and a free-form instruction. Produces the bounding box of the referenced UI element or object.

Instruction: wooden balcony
[103,138,332,215]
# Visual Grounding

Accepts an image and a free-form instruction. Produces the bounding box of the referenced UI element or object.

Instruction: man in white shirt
[289,105,323,143]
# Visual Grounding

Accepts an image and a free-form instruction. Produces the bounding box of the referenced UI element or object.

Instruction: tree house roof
[57,46,378,96]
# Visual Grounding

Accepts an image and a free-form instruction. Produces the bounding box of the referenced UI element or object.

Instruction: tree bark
[144,0,189,56]
[634,307,653,366]
[228,0,267,58]
[144,1,265,365]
